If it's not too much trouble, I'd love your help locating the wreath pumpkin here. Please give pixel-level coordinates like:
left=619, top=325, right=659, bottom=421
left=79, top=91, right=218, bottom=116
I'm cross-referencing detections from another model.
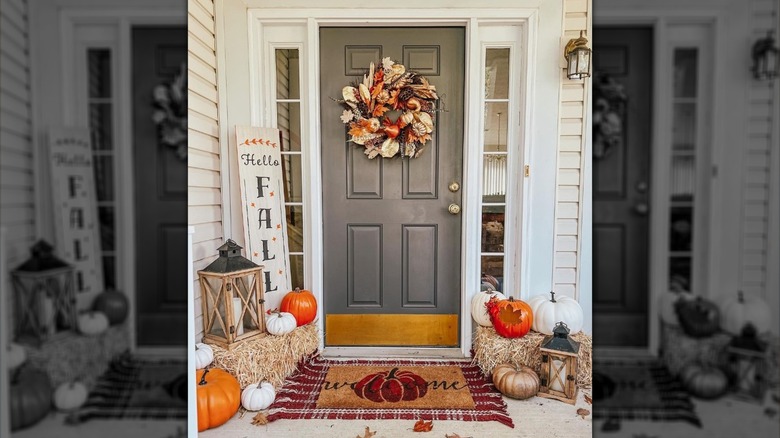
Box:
left=338, top=57, right=439, bottom=159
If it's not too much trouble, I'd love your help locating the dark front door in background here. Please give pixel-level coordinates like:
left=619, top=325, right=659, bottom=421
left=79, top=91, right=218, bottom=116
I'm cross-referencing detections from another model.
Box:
left=320, top=27, right=465, bottom=347
left=132, top=27, right=187, bottom=347
left=593, top=27, right=653, bottom=347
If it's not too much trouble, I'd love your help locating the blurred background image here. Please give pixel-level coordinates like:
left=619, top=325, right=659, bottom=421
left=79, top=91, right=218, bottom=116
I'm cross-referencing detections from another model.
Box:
left=0, top=0, right=187, bottom=436
left=592, top=0, right=780, bottom=436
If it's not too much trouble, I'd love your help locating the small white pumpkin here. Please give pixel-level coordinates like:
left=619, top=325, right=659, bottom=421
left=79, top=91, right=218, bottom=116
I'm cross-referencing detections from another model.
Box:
left=77, top=311, right=109, bottom=336
left=719, top=290, right=772, bottom=335
left=7, top=343, right=27, bottom=370
left=266, top=311, right=297, bottom=336
left=195, top=342, right=214, bottom=369
left=658, top=289, right=695, bottom=326
left=471, top=288, right=506, bottom=327
left=53, top=381, right=88, bottom=411
left=241, top=381, right=275, bottom=411
left=528, top=291, right=584, bottom=335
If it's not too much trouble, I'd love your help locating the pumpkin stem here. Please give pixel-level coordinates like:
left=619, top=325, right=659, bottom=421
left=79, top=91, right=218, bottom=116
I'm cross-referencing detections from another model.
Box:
left=199, top=369, right=209, bottom=386
left=550, top=291, right=556, bottom=302
left=508, top=297, right=515, bottom=302
left=294, top=287, right=301, bottom=293
left=387, top=367, right=399, bottom=379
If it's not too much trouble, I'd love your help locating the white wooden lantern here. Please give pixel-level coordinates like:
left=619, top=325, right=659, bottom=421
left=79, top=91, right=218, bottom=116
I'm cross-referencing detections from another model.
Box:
left=538, top=321, right=580, bottom=405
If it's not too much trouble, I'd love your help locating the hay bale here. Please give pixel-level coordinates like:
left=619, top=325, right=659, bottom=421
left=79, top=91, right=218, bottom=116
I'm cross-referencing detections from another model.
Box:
left=472, top=326, right=592, bottom=388
left=25, top=324, right=130, bottom=390
left=209, top=323, right=320, bottom=389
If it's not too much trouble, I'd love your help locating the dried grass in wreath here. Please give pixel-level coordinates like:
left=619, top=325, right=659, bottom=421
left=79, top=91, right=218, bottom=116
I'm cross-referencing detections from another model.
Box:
left=209, top=323, right=320, bottom=389
left=472, top=326, right=592, bottom=388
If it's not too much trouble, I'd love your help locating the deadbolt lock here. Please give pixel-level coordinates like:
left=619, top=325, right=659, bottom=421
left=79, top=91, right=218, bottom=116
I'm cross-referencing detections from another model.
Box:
left=448, top=181, right=460, bottom=192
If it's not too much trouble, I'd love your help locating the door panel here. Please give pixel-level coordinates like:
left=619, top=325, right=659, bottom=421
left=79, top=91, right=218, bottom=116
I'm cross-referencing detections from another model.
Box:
left=320, top=27, right=465, bottom=347
left=593, top=27, right=652, bottom=347
left=132, top=27, right=187, bottom=347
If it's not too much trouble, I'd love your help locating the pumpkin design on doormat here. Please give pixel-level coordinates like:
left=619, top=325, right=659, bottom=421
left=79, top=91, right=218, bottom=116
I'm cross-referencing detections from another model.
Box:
left=336, top=58, right=439, bottom=159
left=353, top=367, right=428, bottom=403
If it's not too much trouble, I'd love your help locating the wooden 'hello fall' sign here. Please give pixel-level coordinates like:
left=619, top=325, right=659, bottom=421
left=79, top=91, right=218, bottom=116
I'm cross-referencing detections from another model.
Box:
left=235, top=126, right=291, bottom=304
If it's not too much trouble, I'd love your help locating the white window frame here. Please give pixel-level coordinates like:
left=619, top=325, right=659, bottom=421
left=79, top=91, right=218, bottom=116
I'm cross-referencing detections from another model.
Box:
left=217, top=4, right=564, bottom=358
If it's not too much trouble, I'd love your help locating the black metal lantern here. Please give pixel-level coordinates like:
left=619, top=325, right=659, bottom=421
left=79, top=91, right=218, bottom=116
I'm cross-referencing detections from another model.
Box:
left=752, top=31, right=779, bottom=80
left=198, top=239, right=266, bottom=349
left=565, top=31, right=592, bottom=80
left=538, top=321, right=580, bottom=404
left=724, top=324, right=768, bottom=402
left=11, top=240, right=77, bottom=345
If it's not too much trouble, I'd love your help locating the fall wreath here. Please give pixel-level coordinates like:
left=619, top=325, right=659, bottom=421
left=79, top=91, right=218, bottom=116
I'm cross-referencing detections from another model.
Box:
left=338, top=58, right=439, bottom=159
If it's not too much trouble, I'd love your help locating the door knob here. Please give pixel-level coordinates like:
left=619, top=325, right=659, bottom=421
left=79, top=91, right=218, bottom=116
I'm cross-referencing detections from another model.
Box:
left=448, top=203, right=461, bottom=215
left=634, top=203, right=649, bottom=215
left=448, top=181, right=460, bottom=192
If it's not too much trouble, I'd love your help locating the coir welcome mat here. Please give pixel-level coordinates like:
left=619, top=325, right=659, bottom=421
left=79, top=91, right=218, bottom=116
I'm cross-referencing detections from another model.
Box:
left=266, top=356, right=514, bottom=427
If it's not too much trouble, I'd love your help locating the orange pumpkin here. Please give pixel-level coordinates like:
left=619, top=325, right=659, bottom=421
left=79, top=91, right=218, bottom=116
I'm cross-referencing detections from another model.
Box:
left=196, top=368, right=240, bottom=432
left=280, top=287, right=317, bottom=326
left=486, top=296, right=533, bottom=338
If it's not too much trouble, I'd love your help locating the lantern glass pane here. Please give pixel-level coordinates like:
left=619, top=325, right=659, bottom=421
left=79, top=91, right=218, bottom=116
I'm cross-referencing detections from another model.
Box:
left=551, top=357, right=566, bottom=392
left=234, top=274, right=261, bottom=334
left=208, top=282, right=228, bottom=338
left=576, top=49, right=589, bottom=74
left=485, top=48, right=510, bottom=99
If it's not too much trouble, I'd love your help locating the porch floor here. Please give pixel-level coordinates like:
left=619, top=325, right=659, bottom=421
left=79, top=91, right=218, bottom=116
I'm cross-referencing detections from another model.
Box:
left=200, top=390, right=593, bottom=437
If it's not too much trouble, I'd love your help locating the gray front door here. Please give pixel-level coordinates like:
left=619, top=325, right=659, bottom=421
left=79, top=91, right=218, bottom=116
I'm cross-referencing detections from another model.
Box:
left=320, top=27, right=465, bottom=347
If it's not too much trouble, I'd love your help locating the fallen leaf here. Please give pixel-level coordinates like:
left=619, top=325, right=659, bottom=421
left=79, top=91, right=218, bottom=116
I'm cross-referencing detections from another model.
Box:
left=584, top=394, right=592, bottom=405
left=251, top=412, right=268, bottom=425
left=445, top=434, right=473, bottom=438
left=356, top=426, right=377, bottom=438
left=412, top=419, right=434, bottom=432
left=576, top=408, right=590, bottom=419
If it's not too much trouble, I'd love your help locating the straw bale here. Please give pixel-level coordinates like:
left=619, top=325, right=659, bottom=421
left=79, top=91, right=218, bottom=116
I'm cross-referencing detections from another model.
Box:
left=209, top=323, right=320, bottom=389
left=472, top=326, right=592, bottom=388
left=25, top=324, right=130, bottom=389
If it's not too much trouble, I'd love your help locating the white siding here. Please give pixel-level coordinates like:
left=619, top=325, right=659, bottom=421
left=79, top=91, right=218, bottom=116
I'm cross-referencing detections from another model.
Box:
left=740, top=0, right=777, bottom=301
left=552, top=0, right=591, bottom=301
left=0, top=0, right=34, bottom=334
left=188, top=0, right=222, bottom=342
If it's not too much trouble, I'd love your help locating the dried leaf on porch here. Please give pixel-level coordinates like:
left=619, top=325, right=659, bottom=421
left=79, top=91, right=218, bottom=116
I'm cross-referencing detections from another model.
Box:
left=584, top=394, right=593, bottom=405
left=251, top=412, right=269, bottom=425
left=356, top=426, right=377, bottom=438
left=576, top=408, right=590, bottom=419
left=445, top=433, right=472, bottom=438
left=412, top=419, right=434, bottom=432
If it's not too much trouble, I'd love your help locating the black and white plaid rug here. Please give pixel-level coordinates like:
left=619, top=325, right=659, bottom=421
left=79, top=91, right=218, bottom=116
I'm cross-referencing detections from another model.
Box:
left=65, top=352, right=187, bottom=424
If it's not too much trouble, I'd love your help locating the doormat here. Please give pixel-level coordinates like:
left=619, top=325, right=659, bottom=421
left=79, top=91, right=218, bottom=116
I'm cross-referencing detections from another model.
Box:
left=593, top=358, right=701, bottom=427
left=266, top=355, right=514, bottom=427
left=65, top=352, right=187, bottom=425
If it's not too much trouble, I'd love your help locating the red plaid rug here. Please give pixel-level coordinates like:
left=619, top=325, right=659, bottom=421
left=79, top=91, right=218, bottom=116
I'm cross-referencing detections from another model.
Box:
left=266, top=355, right=514, bottom=427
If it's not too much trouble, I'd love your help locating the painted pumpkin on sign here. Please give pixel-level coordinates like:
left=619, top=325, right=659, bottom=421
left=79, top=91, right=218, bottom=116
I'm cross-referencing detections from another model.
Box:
left=719, top=290, right=771, bottom=335
left=194, top=343, right=214, bottom=369
left=471, top=288, right=506, bottom=327
left=280, top=288, right=317, bottom=326
left=353, top=367, right=428, bottom=403
left=10, top=367, right=52, bottom=431
left=93, top=289, right=129, bottom=325
left=241, top=381, right=276, bottom=411
left=527, top=291, right=584, bottom=335
left=492, top=363, right=540, bottom=400
left=486, top=296, right=533, bottom=338
left=196, top=368, right=241, bottom=432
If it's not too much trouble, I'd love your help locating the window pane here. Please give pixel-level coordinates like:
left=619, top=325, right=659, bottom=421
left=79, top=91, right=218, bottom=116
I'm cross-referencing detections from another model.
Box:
left=280, top=154, right=303, bottom=203
left=289, top=254, right=304, bottom=290
left=88, top=49, right=111, bottom=98
left=672, top=103, right=696, bottom=151
left=482, top=154, right=506, bottom=203
left=483, top=102, right=508, bottom=152
left=277, top=102, right=302, bottom=151
left=670, top=155, right=695, bottom=200
left=276, top=49, right=300, bottom=100
left=670, top=257, right=692, bottom=291
left=481, top=256, right=504, bottom=292
left=673, top=48, right=698, bottom=98
left=485, top=48, right=510, bottom=99
left=670, top=206, right=693, bottom=252
left=89, top=103, right=113, bottom=150
left=482, top=206, right=505, bottom=253
left=93, top=156, right=114, bottom=201
left=286, top=205, right=304, bottom=253
left=102, top=256, right=116, bottom=289
left=98, top=206, right=115, bottom=251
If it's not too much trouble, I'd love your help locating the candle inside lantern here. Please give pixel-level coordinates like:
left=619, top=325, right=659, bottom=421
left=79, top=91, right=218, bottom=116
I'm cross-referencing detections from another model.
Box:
left=232, top=297, right=244, bottom=336
left=551, top=357, right=566, bottom=392
left=40, top=295, right=55, bottom=335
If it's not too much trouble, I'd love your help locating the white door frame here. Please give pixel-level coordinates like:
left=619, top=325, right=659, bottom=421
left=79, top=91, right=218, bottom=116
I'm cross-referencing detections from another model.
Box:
left=220, top=4, right=565, bottom=357
left=30, top=2, right=186, bottom=354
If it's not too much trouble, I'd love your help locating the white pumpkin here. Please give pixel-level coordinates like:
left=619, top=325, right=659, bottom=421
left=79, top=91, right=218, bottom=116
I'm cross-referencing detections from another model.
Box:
left=528, top=291, right=583, bottom=335
left=7, top=343, right=26, bottom=370
left=720, top=291, right=772, bottom=335
left=241, top=381, right=276, bottom=411
left=266, top=311, right=296, bottom=336
left=471, top=288, right=506, bottom=327
left=78, top=311, right=109, bottom=336
left=53, top=381, right=88, bottom=411
left=194, top=342, right=214, bottom=369
left=658, top=290, right=695, bottom=326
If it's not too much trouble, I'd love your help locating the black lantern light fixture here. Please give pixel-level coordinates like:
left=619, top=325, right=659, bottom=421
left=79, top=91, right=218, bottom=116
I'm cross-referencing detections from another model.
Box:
left=538, top=321, right=580, bottom=404
left=198, top=239, right=266, bottom=349
left=564, top=31, right=592, bottom=80
left=11, top=240, right=77, bottom=345
left=752, top=31, right=779, bottom=80
left=724, top=323, right=769, bottom=402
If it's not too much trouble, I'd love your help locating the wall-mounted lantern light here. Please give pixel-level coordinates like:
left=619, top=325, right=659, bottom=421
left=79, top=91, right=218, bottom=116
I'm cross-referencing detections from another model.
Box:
left=564, top=31, right=592, bottom=80
left=752, top=31, right=779, bottom=80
